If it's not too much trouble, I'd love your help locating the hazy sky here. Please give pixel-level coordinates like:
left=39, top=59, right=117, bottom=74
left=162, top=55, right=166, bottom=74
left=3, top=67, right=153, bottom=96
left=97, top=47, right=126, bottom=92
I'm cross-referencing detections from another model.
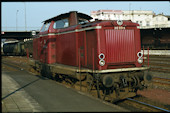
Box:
left=1, top=1, right=170, bottom=31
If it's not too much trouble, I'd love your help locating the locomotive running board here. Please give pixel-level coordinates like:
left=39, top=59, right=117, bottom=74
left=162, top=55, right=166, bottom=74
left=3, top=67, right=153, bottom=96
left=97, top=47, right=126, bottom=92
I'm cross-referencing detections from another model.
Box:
left=49, top=63, right=149, bottom=74
left=77, top=67, right=150, bottom=73
left=29, top=59, right=149, bottom=75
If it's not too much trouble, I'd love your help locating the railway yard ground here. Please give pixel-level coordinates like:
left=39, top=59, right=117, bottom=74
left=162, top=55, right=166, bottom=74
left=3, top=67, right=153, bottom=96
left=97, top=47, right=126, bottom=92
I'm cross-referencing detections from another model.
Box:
left=1, top=55, right=170, bottom=112
left=1, top=56, right=128, bottom=112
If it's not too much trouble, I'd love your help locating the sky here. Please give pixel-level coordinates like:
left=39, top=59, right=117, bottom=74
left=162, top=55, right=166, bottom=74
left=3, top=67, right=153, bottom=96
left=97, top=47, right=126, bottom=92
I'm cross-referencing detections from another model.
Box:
left=1, top=1, right=170, bottom=31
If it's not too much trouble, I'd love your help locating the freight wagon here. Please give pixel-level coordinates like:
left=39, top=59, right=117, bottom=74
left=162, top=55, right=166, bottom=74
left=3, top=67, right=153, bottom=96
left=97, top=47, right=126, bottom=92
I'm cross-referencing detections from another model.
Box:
left=3, top=41, right=26, bottom=56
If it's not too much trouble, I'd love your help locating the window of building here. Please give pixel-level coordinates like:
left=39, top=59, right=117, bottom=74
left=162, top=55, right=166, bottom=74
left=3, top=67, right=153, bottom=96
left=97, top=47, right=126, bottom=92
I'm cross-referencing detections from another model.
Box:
left=53, top=18, right=69, bottom=29
left=139, top=21, right=142, bottom=26
left=162, top=17, right=164, bottom=21
left=146, top=21, right=150, bottom=26
left=156, top=17, right=158, bottom=21
left=102, top=12, right=104, bottom=16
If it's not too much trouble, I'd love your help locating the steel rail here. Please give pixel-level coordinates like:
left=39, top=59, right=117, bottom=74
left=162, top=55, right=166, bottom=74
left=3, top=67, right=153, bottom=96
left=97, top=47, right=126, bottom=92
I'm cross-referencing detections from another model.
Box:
left=126, top=98, right=170, bottom=112
left=2, top=60, right=27, bottom=71
left=2, top=61, right=24, bottom=71
left=153, top=77, right=170, bottom=85
left=154, top=77, right=170, bottom=80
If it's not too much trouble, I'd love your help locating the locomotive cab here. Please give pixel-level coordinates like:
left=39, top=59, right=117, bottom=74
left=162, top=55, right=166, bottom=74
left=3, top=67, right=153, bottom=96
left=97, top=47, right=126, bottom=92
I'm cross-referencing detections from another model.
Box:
left=33, top=11, right=93, bottom=64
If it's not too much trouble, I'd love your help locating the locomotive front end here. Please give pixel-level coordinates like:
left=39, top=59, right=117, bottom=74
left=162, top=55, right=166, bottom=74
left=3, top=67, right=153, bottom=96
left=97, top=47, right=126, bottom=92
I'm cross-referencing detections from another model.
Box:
left=90, top=20, right=152, bottom=101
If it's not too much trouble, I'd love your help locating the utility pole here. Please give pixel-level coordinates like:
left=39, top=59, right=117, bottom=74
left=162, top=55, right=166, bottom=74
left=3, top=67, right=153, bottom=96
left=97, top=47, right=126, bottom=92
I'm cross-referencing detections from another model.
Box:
left=129, top=3, right=131, bottom=20
left=24, top=2, right=27, bottom=31
left=16, top=10, right=19, bottom=31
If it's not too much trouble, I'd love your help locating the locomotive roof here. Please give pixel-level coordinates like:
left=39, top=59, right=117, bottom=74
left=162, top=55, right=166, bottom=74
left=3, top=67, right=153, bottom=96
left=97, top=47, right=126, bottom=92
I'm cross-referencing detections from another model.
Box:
left=43, top=11, right=93, bottom=23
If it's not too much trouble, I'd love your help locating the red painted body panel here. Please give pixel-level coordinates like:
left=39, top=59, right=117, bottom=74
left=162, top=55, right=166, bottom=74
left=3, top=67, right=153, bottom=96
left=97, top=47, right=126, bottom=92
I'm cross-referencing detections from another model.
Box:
left=39, top=36, right=48, bottom=63
left=47, top=36, right=56, bottom=64
left=86, top=30, right=97, bottom=69
left=105, top=29, right=136, bottom=63
left=134, top=28, right=142, bottom=67
left=33, top=18, right=142, bottom=70
left=56, top=33, right=77, bottom=66
left=76, top=31, right=86, bottom=67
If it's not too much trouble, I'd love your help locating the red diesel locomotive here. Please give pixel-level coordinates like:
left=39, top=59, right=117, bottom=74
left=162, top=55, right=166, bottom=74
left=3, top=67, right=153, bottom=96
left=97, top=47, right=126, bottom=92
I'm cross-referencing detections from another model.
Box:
left=29, top=11, right=152, bottom=102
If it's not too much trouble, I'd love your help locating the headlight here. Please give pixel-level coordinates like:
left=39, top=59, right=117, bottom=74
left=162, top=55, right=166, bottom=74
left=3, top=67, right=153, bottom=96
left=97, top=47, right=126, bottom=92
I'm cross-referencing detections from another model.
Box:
left=137, top=52, right=143, bottom=58
left=138, top=57, right=143, bottom=64
left=99, top=59, right=105, bottom=66
left=99, top=53, right=105, bottom=60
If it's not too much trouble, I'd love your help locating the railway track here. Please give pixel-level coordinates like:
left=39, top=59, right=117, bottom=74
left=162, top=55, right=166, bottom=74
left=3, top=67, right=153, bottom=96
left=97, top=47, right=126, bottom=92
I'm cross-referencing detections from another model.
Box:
left=2, top=56, right=170, bottom=112
left=3, top=56, right=169, bottom=88
left=60, top=80, right=170, bottom=112
left=152, top=77, right=170, bottom=86
left=143, top=55, right=170, bottom=89
left=125, top=97, right=170, bottom=112
left=144, top=55, right=170, bottom=73
left=114, top=95, right=170, bottom=112
left=59, top=73, right=170, bottom=111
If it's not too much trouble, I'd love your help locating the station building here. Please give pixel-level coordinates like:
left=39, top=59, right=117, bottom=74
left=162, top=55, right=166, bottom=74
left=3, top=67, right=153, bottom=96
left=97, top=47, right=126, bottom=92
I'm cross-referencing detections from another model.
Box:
left=90, top=10, right=170, bottom=28
left=90, top=10, right=170, bottom=51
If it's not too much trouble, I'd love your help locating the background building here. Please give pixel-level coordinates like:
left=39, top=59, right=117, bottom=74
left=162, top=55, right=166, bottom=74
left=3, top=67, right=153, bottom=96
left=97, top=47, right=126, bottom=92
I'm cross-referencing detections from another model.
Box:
left=90, top=10, right=170, bottom=28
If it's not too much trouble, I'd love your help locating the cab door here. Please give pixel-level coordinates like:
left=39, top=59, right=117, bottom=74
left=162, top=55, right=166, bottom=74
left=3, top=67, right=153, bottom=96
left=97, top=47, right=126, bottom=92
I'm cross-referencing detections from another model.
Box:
left=86, top=30, right=97, bottom=69
left=77, top=31, right=85, bottom=67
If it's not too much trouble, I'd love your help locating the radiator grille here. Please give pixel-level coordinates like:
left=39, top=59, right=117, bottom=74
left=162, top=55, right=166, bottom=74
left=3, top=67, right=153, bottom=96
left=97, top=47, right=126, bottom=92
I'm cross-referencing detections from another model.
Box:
left=105, top=29, right=136, bottom=63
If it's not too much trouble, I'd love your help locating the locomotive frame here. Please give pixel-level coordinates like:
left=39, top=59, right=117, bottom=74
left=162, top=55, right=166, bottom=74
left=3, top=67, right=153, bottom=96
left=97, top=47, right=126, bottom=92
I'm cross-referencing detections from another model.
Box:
left=29, top=11, right=152, bottom=102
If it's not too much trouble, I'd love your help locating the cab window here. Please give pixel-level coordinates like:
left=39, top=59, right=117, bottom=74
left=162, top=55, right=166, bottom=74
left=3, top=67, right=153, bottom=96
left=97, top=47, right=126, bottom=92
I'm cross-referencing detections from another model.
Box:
left=53, top=18, right=69, bottom=29
left=78, top=18, right=89, bottom=24
left=40, top=22, right=51, bottom=32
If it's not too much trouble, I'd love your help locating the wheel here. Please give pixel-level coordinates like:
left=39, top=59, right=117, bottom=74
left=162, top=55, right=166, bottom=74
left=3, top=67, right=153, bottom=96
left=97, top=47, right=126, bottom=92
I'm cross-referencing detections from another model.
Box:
left=55, top=74, right=63, bottom=82
left=40, top=68, right=46, bottom=77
